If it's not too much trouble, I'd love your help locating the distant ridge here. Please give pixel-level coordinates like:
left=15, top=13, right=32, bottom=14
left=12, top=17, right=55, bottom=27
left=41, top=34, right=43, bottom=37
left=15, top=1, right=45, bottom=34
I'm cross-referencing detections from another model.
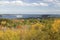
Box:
left=0, top=14, right=60, bottom=19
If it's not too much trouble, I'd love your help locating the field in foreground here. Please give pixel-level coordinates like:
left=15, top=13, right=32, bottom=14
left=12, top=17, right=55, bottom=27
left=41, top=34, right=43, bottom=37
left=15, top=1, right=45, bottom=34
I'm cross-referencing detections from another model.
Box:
left=0, top=18, right=60, bottom=40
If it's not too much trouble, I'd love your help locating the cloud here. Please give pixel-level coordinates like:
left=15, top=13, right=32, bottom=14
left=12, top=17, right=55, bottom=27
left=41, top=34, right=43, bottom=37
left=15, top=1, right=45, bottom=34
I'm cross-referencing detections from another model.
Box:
left=0, top=1, right=49, bottom=6
left=10, top=1, right=24, bottom=6
left=40, top=3, right=48, bottom=6
left=0, top=0, right=60, bottom=7
left=0, top=1, right=9, bottom=5
left=41, top=0, right=60, bottom=7
left=43, top=0, right=54, bottom=2
left=54, top=0, right=60, bottom=2
left=50, top=0, right=60, bottom=7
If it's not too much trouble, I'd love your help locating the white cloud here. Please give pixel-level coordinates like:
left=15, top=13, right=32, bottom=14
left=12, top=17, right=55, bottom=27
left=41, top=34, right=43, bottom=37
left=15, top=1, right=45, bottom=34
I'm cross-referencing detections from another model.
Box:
left=43, top=0, right=60, bottom=7
left=0, top=1, right=49, bottom=6
left=40, top=3, right=48, bottom=6
left=0, top=1, right=9, bottom=5
left=50, top=0, right=60, bottom=7
left=54, top=2, right=60, bottom=7
left=31, top=3, right=40, bottom=6
left=44, top=0, right=54, bottom=2
left=54, top=0, right=60, bottom=2
left=0, top=0, right=60, bottom=7
left=10, top=1, right=24, bottom=6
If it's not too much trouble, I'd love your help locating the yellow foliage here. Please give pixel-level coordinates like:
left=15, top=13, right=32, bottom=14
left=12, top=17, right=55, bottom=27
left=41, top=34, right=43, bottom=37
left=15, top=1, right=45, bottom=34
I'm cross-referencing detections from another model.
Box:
left=0, top=31, right=3, bottom=37
left=1, top=21, right=6, bottom=25
left=31, top=23, right=44, bottom=30
left=0, top=29, right=21, bottom=40
left=52, top=19, right=60, bottom=32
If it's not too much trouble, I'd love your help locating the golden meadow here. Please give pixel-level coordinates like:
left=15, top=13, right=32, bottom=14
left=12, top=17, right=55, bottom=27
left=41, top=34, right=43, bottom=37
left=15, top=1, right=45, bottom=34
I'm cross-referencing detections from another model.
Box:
left=0, top=18, right=60, bottom=40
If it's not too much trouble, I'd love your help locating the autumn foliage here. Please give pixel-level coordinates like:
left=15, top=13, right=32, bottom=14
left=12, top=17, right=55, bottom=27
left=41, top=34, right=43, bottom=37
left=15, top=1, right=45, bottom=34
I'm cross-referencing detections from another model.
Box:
left=0, top=18, right=60, bottom=40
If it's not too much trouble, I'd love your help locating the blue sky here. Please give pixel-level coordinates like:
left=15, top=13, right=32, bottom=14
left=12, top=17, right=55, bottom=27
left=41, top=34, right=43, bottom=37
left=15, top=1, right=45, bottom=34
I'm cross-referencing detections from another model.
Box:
left=0, top=0, right=60, bottom=14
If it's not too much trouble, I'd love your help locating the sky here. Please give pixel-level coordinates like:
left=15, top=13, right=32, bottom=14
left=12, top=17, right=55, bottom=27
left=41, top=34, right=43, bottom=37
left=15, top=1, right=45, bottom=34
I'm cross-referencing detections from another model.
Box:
left=0, top=0, right=60, bottom=14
